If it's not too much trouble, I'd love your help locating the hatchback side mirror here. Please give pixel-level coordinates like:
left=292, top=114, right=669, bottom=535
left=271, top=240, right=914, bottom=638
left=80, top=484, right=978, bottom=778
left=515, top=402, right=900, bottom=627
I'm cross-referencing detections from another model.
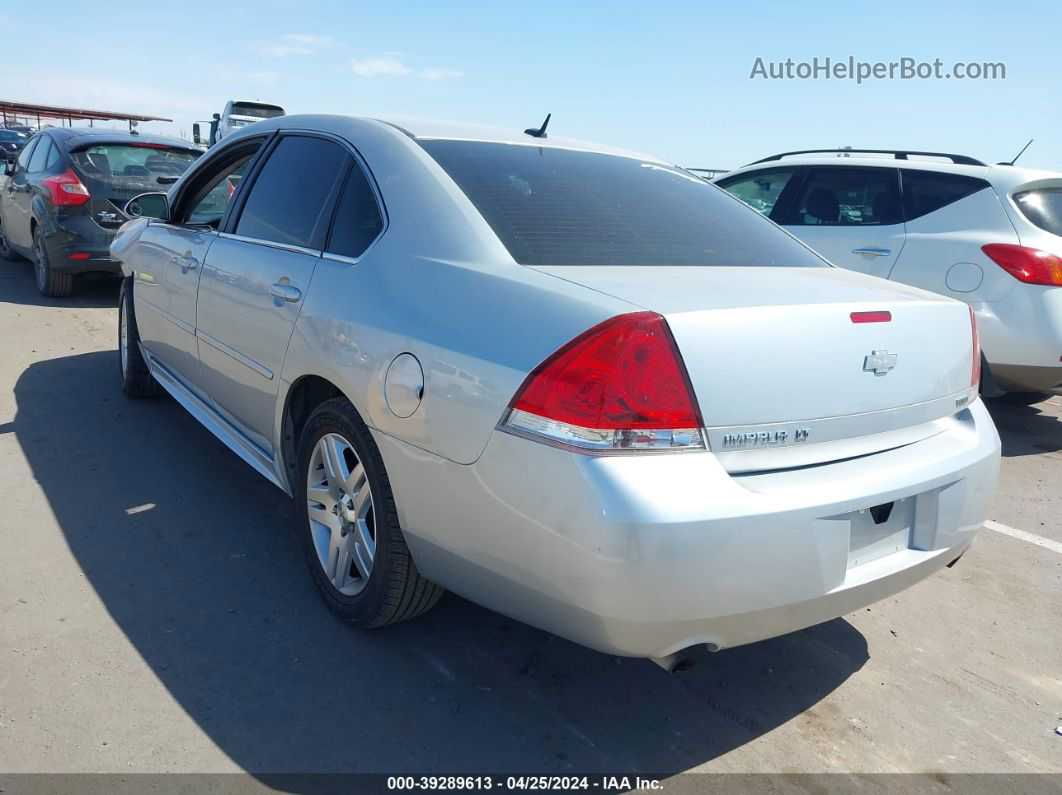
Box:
left=4, top=159, right=15, bottom=177
left=125, top=192, right=170, bottom=221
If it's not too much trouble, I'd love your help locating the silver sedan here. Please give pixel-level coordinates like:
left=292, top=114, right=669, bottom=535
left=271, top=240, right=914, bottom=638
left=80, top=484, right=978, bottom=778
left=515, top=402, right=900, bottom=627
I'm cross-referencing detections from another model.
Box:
left=111, top=115, right=1000, bottom=668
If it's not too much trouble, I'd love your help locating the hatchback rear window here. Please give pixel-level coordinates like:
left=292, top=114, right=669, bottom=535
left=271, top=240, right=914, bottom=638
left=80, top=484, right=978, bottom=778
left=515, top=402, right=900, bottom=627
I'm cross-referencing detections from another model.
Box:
left=71, top=144, right=200, bottom=189
left=1014, top=188, right=1062, bottom=237
left=419, top=140, right=825, bottom=267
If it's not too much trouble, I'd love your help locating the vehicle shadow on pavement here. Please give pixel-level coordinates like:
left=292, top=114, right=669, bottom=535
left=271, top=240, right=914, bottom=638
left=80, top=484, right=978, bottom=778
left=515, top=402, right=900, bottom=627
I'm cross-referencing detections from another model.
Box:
left=13, top=351, right=869, bottom=775
left=985, top=398, right=1062, bottom=457
left=0, top=267, right=120, bottom=309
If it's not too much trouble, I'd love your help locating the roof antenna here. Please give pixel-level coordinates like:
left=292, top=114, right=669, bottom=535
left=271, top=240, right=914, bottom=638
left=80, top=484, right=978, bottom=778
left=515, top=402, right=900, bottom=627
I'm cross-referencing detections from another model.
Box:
left=1000, top=139, right=1033, bottom=166
left=524, top=113, right=551, bottom=139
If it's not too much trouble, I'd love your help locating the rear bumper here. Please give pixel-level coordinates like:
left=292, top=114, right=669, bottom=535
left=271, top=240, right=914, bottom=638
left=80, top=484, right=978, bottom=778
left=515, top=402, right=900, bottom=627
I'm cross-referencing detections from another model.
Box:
left=43, top=218, right=122, bottom=275
left=380, top=399, right=1001, bottom=659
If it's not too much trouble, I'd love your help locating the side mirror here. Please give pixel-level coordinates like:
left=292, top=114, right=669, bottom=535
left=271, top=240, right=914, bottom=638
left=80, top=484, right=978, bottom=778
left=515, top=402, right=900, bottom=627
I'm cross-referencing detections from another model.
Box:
left=212, top=113, right=221, bottom=120
left=4, top=159, right=15, bottom=177
left=125, top=192, right=170, bottom=221
left=192, top=123, right=202, bottom=145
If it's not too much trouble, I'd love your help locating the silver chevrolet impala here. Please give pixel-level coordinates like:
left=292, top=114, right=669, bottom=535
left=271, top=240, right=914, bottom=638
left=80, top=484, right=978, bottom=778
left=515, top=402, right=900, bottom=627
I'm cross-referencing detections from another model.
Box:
left=111, top=115, right=1000, bottom=668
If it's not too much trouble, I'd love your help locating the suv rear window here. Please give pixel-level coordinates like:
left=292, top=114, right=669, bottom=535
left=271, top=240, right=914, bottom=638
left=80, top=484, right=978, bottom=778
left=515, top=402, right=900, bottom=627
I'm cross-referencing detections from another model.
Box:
left=419, top=140, right=824, bottom=267
left=232, top=103, right=284, bottom=119
left=71, top=144, right=200, bottom=189
left=1014, top=188, right=1062, bottom=237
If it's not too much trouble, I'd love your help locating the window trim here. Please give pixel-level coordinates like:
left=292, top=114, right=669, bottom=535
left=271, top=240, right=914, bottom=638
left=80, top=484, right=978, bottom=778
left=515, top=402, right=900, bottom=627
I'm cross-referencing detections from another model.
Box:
left=776, top=165, right=903, bottom=227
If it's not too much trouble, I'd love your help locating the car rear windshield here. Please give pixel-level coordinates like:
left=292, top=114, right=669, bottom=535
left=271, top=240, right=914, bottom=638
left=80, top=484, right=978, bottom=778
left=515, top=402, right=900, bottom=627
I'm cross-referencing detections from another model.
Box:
left=71, top=144, right=200, bottom=188
left=1014, top=188, right=1062, bottom=237
left=232, top=103, right=284, bottom=119
left=419, top=140, right=824, bottom=267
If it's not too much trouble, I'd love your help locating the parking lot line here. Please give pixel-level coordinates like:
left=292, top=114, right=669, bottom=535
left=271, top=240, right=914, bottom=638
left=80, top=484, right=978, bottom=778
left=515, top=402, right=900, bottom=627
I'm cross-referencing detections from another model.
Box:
left=983, top=519, right=1062, bottom=555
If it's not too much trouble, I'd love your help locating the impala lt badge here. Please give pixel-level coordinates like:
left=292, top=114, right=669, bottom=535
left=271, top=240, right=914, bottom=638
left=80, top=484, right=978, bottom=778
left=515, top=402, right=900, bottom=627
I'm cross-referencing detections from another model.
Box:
left=863, top=350, right=898, bottom=375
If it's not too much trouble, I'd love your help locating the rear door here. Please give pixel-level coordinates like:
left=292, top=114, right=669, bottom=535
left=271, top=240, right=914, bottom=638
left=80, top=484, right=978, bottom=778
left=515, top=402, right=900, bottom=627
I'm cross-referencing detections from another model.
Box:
left=1, top=135, right=44, bottom=251
left=132, top=138, right=266, bottom=391
left=195, top=133, right=351, bottom=452
left=779, top=166, right=906, bottom=279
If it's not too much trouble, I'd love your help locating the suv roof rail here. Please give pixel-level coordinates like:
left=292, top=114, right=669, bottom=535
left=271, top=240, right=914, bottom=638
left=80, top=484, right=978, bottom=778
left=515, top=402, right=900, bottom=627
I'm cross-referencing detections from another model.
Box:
left=749, top=149, right=987, bottom=167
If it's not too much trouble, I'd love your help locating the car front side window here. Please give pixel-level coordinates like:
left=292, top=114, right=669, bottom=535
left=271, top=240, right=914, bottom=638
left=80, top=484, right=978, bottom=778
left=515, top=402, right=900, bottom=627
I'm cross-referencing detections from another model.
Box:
left=178, top=142, right=264, bottom=227
left=717, top=169, right=797, bottom=218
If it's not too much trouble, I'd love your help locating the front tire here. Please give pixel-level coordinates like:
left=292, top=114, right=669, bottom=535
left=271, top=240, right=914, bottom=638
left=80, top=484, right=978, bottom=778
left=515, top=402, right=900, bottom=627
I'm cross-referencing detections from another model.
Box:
left=33, top=227, right=74, bottom=297
left=118, top=276, right=161, bottom=397
left=294, top=397, right=443, bottom=627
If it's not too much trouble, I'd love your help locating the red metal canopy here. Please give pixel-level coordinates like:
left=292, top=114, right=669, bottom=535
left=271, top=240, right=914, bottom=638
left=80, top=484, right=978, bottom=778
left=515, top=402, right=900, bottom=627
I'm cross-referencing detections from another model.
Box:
left=0, top=100, right=172, bottom=129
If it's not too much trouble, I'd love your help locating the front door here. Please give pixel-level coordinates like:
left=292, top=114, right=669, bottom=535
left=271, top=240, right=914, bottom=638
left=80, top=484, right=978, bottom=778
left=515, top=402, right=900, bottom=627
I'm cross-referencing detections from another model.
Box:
left=195, top=134, right=351, bottom=453
left=780, top=166, right=906, bottom=280
left=133, top=142, right=265, bottom=391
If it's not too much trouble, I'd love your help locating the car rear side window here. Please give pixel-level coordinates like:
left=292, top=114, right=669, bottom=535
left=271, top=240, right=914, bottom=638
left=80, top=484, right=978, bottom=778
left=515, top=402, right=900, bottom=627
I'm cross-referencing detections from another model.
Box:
left=27, top=138, right=52, bottom=173
left=717, top=169, right=797, bottom=217
left=419, top=140, right=824, bottom=267
left=785, top=166, right=902, bottom=226
left=1014, top=188, right=1062, bottom=237
left=901, top=170, right=990, bottom=221
left=16, top=136, right=38, bottom=170
left=326, top=163, right=383, bottom=259
left=236, top=135, right=349, bottom=249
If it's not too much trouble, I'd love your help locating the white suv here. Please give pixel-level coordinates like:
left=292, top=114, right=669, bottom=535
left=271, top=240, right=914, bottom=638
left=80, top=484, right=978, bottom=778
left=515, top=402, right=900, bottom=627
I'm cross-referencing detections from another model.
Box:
left=716, top=149, right=1062, bottom=402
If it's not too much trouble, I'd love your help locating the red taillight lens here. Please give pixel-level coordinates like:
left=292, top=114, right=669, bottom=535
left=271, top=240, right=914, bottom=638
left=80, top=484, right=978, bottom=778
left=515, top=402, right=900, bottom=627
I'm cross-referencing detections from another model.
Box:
left=505, top=312, right=704, bottom=451
left=42, top=168, right=90, bottom=207
left=969, top=305, right=981, bottom=389
left=981, top=243, right=1062, bottom=286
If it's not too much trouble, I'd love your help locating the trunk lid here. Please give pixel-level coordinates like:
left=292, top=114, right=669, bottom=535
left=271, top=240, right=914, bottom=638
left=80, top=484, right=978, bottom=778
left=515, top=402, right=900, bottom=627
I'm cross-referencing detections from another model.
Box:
left=533, top=265, right=976, bottom=471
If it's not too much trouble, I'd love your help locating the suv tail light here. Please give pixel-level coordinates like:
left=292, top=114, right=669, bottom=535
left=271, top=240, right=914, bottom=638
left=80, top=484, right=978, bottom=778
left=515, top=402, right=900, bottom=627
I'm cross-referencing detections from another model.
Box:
left=42, top=168, right=90, bottom=207
left=969, top=306, right=981, bottom=389
left=502, top=312, right=705, bottom=452
left=981, top=243, right=1062, bottom=286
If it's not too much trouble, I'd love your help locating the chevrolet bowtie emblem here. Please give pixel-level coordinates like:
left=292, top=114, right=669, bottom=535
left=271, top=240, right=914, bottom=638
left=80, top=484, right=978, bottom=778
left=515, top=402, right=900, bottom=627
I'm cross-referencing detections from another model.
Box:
left=863, top=350, right=898, bottom=375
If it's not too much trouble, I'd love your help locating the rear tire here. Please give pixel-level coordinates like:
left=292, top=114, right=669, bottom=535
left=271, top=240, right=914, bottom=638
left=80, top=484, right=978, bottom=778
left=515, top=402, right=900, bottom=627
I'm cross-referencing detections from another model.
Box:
left=0, top=222, right=23, bottom=262
left=294, top=396, right=443, bottom=628
left=999, top=391, right=1052, bottom=407
left=33, top=227, right=74, bottom=297
left=118, top=276, right=162, bottom=398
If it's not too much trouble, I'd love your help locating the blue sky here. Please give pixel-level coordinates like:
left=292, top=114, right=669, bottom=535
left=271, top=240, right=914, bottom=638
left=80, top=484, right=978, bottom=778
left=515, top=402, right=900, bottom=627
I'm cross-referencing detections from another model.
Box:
left=4, top=0, right=1060, bottom=170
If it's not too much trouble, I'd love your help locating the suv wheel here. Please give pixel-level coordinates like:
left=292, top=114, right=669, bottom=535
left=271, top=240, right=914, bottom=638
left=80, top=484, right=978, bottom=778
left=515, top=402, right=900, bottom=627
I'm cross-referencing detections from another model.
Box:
left=0, top=222, right=23, bottom=262
left=33, top=228, right=74, bottom=297
left=118, top=276, right=162, bottom=397
left=294, top=397, right=443, bottom=627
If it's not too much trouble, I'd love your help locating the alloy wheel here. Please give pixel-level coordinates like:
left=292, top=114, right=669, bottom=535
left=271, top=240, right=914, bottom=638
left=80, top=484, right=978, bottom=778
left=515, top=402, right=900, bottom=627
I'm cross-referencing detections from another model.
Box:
left=306, top=433, right=376, bottom=596
left=33, top=234, right=46, bottom=291
left=119, top=300, right=129, bottom=378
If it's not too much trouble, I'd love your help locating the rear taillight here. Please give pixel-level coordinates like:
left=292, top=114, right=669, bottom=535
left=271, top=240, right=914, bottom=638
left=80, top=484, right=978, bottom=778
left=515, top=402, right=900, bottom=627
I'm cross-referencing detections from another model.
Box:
left=503, top=312, right=705, bottom=452
left=981, top=243, right=1062, bottom=286
left=42, top=168, right=90, bottom=207
left=969, top=306, right=981, bottom=389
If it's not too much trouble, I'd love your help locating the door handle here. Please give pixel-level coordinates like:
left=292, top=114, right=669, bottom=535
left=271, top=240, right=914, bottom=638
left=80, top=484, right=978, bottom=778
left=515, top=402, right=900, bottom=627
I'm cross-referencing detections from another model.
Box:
left=269, top=283, right=302, bottom=303
left=852, top=247, right=892, bottom=257
left=171, top=254, right=199, bottom=270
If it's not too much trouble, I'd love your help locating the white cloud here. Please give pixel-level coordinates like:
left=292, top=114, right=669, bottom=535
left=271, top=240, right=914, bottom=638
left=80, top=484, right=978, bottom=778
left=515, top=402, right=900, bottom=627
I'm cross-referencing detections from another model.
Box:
left=351, top=57, right=464, bottom=80
left=352, top=57, right=413, bottom=77
left=420, top=67, right=465, bottom=80
left=255, top=33, right=337, bottom=58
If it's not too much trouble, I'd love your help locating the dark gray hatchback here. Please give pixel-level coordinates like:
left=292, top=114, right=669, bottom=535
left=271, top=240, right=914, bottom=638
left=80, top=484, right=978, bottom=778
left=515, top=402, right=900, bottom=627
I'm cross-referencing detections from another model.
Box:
left=0, top=127, right=200, bottom=296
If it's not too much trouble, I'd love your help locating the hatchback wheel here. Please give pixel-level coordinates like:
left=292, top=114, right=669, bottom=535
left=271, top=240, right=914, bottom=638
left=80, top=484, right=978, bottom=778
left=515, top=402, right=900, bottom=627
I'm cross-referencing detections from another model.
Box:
left=33, top=228, right=74, bottom=297
left=295, top=397, right=443, bottom=626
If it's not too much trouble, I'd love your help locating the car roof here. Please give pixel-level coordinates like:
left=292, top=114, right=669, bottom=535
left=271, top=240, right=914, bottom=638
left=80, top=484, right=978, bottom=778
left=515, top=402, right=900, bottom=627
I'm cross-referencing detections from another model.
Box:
left=42, top=127, right=199, bottom=152
left=233, top=113, right=671, bottom=165
left=721, top=155, right=1062, bottom=191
